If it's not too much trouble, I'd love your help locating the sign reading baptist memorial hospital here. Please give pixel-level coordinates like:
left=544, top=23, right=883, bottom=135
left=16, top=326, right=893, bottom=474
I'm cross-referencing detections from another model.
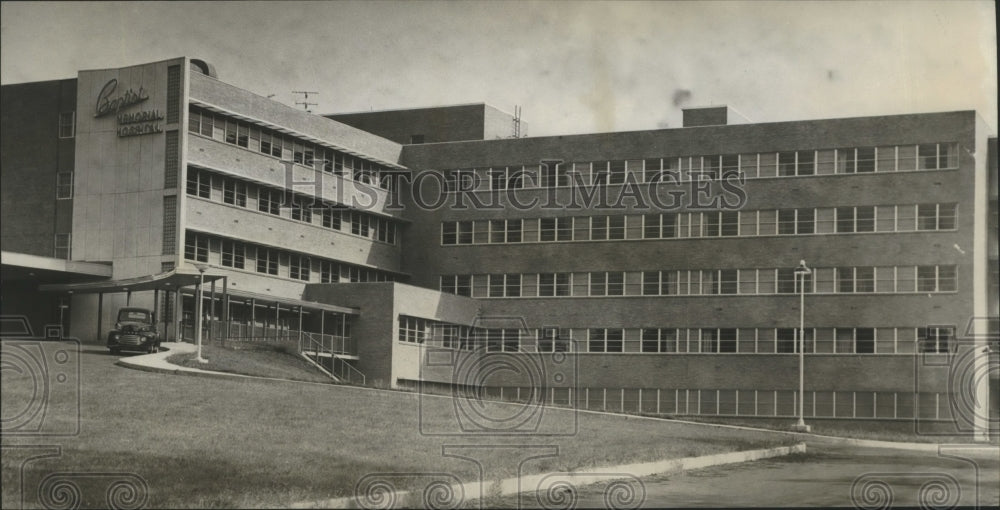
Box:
left=95, top=79, right=164, bottom=137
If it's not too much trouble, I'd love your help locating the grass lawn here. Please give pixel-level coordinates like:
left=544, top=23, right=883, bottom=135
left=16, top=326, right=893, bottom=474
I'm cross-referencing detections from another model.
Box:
left=168, top=343, right=336, bottom=384
left=1, top=342, right=796, bottom=508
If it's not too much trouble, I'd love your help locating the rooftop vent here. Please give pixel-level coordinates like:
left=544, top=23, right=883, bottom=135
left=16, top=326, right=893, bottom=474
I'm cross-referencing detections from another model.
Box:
left=682, top=106, right=730, bottom=127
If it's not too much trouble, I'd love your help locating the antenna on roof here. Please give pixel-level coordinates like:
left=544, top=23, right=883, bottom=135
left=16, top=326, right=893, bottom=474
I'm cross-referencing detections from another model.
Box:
left=292, top=91, right=319, bottom=113
left=512, top=105, right=522, bottom=138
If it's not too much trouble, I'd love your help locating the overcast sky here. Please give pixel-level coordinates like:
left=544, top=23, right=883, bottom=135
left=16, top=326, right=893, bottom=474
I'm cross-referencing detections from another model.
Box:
left=2, top=1, right=995, bottom=137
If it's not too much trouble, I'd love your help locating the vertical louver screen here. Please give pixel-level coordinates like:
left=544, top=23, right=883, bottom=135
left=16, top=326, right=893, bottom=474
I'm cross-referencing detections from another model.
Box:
left=166, top=65, right=180, bottom=124
left=162, top=195, right=176, bottom=255
left=164, top=131, right=178, bottom=188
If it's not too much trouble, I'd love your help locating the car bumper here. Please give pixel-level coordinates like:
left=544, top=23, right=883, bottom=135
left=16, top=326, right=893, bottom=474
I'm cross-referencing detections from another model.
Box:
left=108, top=335, right=157, bottom=352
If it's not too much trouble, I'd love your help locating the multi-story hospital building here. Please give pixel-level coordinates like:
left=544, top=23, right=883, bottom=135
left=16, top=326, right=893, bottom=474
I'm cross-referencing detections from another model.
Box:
left=2, top=57, right=996, bottom=436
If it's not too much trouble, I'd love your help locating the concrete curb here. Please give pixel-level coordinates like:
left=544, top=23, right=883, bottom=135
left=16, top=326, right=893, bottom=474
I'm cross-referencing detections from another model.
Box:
left=290, top=443, right=807, bottom=509
left=119, top=342, right=999, bottom=459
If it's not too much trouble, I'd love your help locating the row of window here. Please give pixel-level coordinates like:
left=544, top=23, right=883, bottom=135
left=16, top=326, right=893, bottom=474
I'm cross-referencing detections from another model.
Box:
left=440, top=142, right=960, bottom=191
left=467, top=386, right=951, bottom=421
left=403, top=323, right=953, bottom=355
left=188, top=106, right=395, bottom=190
left=184, top=231, right=395, bottom=283
left=439, top=265, right=958, bottom=298
left=186, top=167, right=397, bottom=244
left=440, top=203, right=957, bottom=245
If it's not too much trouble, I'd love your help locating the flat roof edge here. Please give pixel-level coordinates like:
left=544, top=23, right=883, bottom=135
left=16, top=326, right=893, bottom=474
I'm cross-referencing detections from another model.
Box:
left=1, top=251, right=112, bottom=277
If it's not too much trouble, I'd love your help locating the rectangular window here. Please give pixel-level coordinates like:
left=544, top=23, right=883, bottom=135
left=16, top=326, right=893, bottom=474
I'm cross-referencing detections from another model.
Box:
left=591, top=216, right=608, bottom=240
left=323, top=207, right=343, bottom=230
left=58, top=111, right=75, bottom=138
left=837, top=267, right=855, bottom=293
left=506, top=219, right=522, bottom=243
left=777, top=268, right=797, bottom=294
left=856, top=267, right=875, bottom=292
left=641, top=329, right=660, bottom=352
left=642, top=271, right=659, bottom=296
left=606, top=272, right=625, bottom=296
left=223, top=179, right=247, bottom=207
left=351, top=212, right=371, bottom=237
left=441, top=276, right=456, bottom=294
left=643, top=214, right=660, bottom=239
left=200, top=112, right=214, bottom=137
left=607, top=216, right=625, bottom=240
left=237, top=124, right=249, bottom=148
left=720, top=211, right=740, bottom=236
left=259, top=131, right=273, bottom=156
left=921, top=326, right=954, bottom=353
left=54, top=233, right=71, bottom=260
left=643, top=158, right=662, bottom=183
left=857, top=147, right=876, bottom=173
left=719, top=269, right=738, bottom=295
left=917, top=204, right=938, bottom=231
left=257, top=188, right=282, bottom=215
left=221, top=240, right=245, bottom=269
left=184, top=233, right=208, bottom=263
left=938, top=203, right=957, bottom=230
left=442, top=222, right=457, bottom=245
left=505, top=274, right=521, bottom=297
left=661, top=213, right=677, bottom=238
left=291, top=198, right=313, bottom=223
left=797, top=151, right=815, bottom=175
left=490, top=220, right=506, bottom=243
left=704, top=212, right=720, bottom=237
left=289, top=254, right=310, bottom=281
left=589, top=273, right=606, bottom=296
left=256, top=247, right=279, bottom=275
left=56, top=171, right=74, bottom=199
left=399, top=316, right=428, bottom=344
left=938, top=266, right=956, bottom=291
left=918, top=143, right=939, bottom=170
left=608, top=160, right=626, bottom=185
left=856, top=206, right=875, bottom=232
left=917, top=266, right=937, bottom=292
left=488, top=274, right=505, bottom=298
left=719, top=328, right=737, bottom=352
left=876, top=146, right=896, bottom=172
left=837, top=148, right=856, bottom=174
left=778, top=209, right=796, bottom=235
left=321, top=261, right=340, bottom=283
left=538, top=218, right=569, bottom=242
left=796, top=209, right=814, bottom=234
left=776, top=328, right=797, bottom=353
left=778, top=152, right=797, bottom=176
left=856, top=328, right=875, bottom=353
left=836, top=207, right=855, bottom=233
left=186, top=168, right=211, bottom=198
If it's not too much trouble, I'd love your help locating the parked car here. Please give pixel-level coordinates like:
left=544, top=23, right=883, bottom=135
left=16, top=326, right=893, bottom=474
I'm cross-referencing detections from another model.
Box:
left=107, top=307, right=160, bottom=354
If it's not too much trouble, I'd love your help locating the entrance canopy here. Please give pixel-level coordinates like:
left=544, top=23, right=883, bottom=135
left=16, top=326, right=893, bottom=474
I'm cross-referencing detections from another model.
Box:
left=38, top=265, right=226, bottom=294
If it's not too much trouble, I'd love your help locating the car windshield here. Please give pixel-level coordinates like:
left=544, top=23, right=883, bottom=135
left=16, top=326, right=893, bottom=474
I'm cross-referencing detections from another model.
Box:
left=119, top=310, right=150, bottom=322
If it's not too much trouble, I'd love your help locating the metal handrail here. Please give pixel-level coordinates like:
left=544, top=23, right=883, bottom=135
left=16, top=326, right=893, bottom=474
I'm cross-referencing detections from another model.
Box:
left=298, top=329, right=366, bottom=385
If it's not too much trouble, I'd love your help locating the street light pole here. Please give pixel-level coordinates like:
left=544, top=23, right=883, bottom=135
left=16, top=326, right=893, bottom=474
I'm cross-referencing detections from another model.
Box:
left=195, top=265, right=208, bottom=363
left=793, top=260, right=812, bottom=433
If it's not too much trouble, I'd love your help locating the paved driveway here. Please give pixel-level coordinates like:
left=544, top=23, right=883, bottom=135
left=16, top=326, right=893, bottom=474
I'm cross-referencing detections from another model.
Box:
left=523, top=442, right=999, bottom=508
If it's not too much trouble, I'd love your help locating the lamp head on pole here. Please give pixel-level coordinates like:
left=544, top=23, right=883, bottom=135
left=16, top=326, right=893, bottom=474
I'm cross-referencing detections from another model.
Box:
left=794, top=259, right=811, bottom=275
